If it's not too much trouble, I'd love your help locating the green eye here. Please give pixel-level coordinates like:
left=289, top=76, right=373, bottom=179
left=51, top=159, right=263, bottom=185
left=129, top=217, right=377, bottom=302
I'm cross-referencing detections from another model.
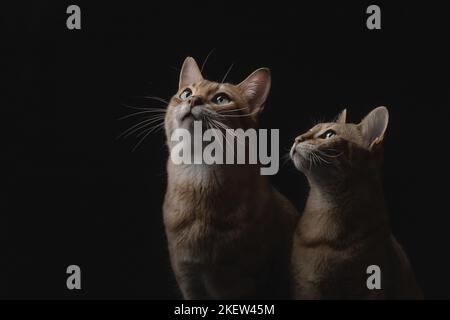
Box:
left=212, top=93, right=231, bottom=105
left=180, top=88, right=192, bottom=100
left=320, top=129, right=336, bottom=139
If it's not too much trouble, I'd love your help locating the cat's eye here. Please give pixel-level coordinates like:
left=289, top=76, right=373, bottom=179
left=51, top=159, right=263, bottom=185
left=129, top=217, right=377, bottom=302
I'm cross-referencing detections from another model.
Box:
left=320, top=129, right=336, bottom=139
left=212, top=93, right=231, bottom=105
left=179, top=88, right=192, bottom=100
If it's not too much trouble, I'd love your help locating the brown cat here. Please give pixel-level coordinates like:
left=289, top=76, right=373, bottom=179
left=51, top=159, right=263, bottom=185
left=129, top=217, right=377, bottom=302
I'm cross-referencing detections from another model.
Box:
left=163, top=57, right=298, bottom=299
left=290, top=107, right=422, bottom=299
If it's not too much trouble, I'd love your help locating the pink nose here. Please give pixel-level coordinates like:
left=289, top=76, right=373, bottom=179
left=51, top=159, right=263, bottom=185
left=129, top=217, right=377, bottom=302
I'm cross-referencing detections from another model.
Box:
left=294, top=136, right=305, bottom=144
left=188, top=96, right=203, bottom=108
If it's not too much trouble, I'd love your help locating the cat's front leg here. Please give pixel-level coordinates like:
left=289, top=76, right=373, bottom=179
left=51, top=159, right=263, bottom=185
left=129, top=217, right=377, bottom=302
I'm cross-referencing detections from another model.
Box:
left=172, top=259, right=209, bottom=299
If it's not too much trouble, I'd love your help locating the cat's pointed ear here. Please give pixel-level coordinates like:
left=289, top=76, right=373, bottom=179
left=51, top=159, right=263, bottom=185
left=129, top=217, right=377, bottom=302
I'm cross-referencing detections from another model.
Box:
left=335, top=109, right=347, bottom=124
left=179, top=57, right=203, bottom=89
left=238, top=68, right=271, bottom=114
left=359, top=106, right=389, bottom=149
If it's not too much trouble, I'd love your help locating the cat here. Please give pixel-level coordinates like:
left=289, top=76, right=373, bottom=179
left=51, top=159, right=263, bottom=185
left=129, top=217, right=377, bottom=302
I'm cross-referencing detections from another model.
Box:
left=289, top=107, right=423, bottom=299
left=163, top=57, right=299, bottom=299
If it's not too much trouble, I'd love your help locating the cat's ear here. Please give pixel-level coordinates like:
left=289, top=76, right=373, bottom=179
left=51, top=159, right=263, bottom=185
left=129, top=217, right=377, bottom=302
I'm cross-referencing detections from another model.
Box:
left=179, top=57, right=203, bottom=89
left=335, top=109, right=347, bottom=124
left=238, top=68, right=271, bottom=114
left=359, top=106, right=389, bottom=149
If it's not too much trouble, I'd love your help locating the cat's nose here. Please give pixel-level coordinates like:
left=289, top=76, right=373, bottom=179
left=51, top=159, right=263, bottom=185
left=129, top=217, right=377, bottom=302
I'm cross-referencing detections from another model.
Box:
left=188, top=96, right=204, bottom=108
left=294, top=136, right=305, bottom=144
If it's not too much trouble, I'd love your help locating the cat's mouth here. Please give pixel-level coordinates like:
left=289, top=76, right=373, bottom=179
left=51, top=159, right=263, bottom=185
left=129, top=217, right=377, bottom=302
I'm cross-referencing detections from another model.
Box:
left=179, top=105, right=204, bottom=122
left=291, top=142, right=309, bottom=159
left=180, top=112, right=194, bottom=122
left=290, top=142, right=316, bottom=170
left=290, top=143, right=304, bottom=169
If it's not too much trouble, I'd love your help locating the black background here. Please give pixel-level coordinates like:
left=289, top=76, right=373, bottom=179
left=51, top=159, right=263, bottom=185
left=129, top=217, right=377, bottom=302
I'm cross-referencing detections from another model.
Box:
left=3, top=1, right=450, bottom=299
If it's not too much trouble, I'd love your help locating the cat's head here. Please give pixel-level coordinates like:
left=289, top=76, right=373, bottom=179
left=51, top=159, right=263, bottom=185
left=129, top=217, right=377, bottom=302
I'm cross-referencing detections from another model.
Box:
left=290, top=107, right=389, bottom=182
left=165, top=57, right=271, bottom=139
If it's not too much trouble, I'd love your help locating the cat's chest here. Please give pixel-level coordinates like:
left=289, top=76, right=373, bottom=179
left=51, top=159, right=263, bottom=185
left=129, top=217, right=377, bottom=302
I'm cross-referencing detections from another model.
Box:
left=163, top=184, right=251, bottom=233
left=294, top=245, right=357, bottom=297
left=294, top=240, right=389, bottom=298
left=296, top=243, right=353, bottom=275
left=165, top=202, right=245, bottom=245
left=170, top=218, right=251, bottom=269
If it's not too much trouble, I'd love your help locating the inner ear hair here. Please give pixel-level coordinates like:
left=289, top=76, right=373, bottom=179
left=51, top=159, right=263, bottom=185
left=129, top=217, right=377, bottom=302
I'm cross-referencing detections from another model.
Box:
left=359, top=106, right=389, bottom=149
left=335, top=109, right=347, bottom=124
left=237, top=68, right=271, bottom=114
left=179, top=57, right=203, bottom=89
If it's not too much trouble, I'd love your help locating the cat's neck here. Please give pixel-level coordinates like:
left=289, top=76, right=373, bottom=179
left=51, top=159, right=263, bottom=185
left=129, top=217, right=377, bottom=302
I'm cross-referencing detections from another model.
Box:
left=299, top=172, right=390, bottom=246
left=166, top=161, right=269, bottom=206
left=168, top=161, right=264, bottom=187
left=164, top=162, right=270, bottom=232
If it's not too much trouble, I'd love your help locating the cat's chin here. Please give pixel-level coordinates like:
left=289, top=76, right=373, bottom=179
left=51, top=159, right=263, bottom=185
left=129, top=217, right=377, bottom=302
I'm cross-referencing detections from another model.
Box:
left=290, top=147, right=307, bottom=172
left=174, top=115, right=195, bottom=130
left=291, top=155, right=305, bottom=172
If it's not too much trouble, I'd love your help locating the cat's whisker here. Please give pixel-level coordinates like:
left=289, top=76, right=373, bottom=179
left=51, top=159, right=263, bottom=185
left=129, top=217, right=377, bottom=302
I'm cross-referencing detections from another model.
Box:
left=124, top=118, right=165, bottom=139
left=118, top=115, right=166, bottom=139
left=117, top=118, right=157, bottom=139
left=316, top=149, right=343, bottom=159
left=132, top=122, right=165, bottom=152
left=211, top=119, right=239, bottom=146
left=310, top=152, right=318, bottom=166
left=118, top=108, right=167, bottom=120
left=221, top=63, right=234, bottom=84
left=320, top=147, right=340, bottom=154
left=210, top=119, right=234, bottom=151
left=208, top=119, right=231, bottom=151
left=198, top=107, right=223, bottom=122
left=217, top=107, right=249, bottom=114
left=314, top=152, right=324, bottom=166
left=201, top=48, right=215, bottom=72
left=311, top=152, right=322, bottom=166
left=142, top=96, right=169, bottom=104
left=206, top=119, right=226, bottom=152
left=281, top=152, right=292, bottom=168
left=308, top=153, right=313, bottom=171
left=323, top=152, right=343, bottom=159
left=282, top=151, right=292, bottom=160
left=135, top=121, right=165, bottom=138
left=215, top=108, right=259, bottom=118
left=210, top=118, right=231, bottom=131
left=314, top=151, right=332, bottom=165
left=121, top=104, right=161, bottom=111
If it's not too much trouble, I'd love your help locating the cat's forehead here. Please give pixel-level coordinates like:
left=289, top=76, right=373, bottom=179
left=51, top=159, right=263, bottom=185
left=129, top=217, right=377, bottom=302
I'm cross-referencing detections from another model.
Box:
left=311, top=122, right=358, bottom=132
left=310, top=122, right=362, bottom=142
left=191, top=80, right=236, bottom=93
left=310, top=122, right=336, bottom=132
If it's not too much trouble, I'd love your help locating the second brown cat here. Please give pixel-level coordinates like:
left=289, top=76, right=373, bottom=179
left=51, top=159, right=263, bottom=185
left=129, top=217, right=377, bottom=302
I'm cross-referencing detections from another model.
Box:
left=290, top=107, right=422, bottom=299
